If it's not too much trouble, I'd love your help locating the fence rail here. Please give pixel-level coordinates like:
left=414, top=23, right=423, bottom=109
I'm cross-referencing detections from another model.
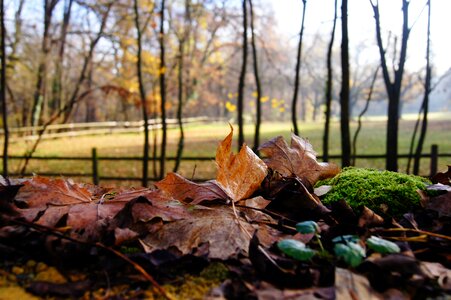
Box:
left=4, top=144, right=449, bottom=185
left=1, top=116, right=211, bottom=142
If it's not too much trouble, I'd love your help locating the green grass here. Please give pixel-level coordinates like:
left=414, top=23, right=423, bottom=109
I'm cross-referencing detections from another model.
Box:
left=3, top=118, right=451, bottom=187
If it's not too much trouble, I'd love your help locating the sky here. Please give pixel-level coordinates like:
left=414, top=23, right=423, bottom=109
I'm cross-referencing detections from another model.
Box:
left=268, top=0, right=451, bottom=76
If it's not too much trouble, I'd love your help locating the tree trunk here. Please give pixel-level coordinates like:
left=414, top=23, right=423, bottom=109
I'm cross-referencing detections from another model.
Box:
left=1, top=0, right=8, bottom=177
left=134, top=0, right=150, bottom=186
left=340, top=0, right=351, bottom=167
left=62, top=3, right=112, bottom=123
left=370, top=0, right=410, bottom=171
left=31, top=0, right=59, bottom=129
left=159, top=0, right=167, bottom=179
left=291, top=0, right=307, bottom=136
left=51, top=0, right=73, bottom=115
left=323, top=0, right=337, bottom=162
left=249, top=0, right=262, bottom=152
left=352, top=67, right=379, bottom=166
left=237, top=0, right=248, bottom=150
left=413, top=0, right=431, bottom=175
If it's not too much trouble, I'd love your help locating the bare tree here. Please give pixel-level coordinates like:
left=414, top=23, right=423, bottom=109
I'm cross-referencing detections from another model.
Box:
left=1, top=0, right=8, bottom=177
left=323, top=0, right=337, bottom=162
left=249, top=0, right=262, bottom=152
left=413, top=0, right=431, bottom=175
left=352, top=66, right=379, bottom=166
left=63, top=2, right=113, bottom=123
left=340, top=0, right=351, bottom=167
left=291, top=0, right=307, bottom=136
left=159, top=0, right=167, bottom=179
left=51, top=0, right=73, bottom=114
left=31, top=0, right=59, bottom=129
left=237, top=0, right=248, bottom=149
left=134, top=0, right=150, bottom=186
left=173, top=0, right=192, bottom=173
left=370, top=0, right=411, bottom=171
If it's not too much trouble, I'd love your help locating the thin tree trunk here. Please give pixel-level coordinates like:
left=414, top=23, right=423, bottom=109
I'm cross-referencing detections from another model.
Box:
left=51, top=0, right=73, bottom=115
left=370, top=0, right=410, bottom=171
left=249, top=0, right=261, bottom=152
left=340, top=0, right=351, bottom=167
left=291, top=0, right=307, bottom=136
left=173, top=40, right=185, bottom=172
left=31, top=0, right=59, bottom=129
left=174, top=0, right=191, bottom=173
left=323, top=0, right=337, bottom=162
left=1, top=0, right=8, bottom=177
left=134, top=0, right=150, bottom=187
left=4, top=0, right=24, bottom=127
left=237, top=0, right=248, bottom=150
left=352, top=66, right=379, bottom=166
left=159, top=0, right=167, bottom=179
left=413, top=0, right=431, bottom=175
left=62, top=3, right=112, bottom=123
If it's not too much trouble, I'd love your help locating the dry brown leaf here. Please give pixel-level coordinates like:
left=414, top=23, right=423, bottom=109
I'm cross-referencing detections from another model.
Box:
left=141, top=206, right=255, bottom=259
left=155, top=172, right=229, bottom=204
left=216, top=126, right=267, bottom=201
left=418, top=189, right=451, bottom=217
left=15, top=176, right=92, bottom=208
left=258, top=134, right=340, bottom=186
left=12, top=177, right=192, bottom=243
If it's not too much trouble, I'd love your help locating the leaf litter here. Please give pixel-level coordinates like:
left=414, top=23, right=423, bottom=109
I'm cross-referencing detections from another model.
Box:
left=0, top=128, right=450, bottom=299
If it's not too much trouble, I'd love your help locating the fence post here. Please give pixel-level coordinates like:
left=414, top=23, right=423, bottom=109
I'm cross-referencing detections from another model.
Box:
left=92, top=148, right=99, bottom=185
left=430, top=144, right=438, bottom=177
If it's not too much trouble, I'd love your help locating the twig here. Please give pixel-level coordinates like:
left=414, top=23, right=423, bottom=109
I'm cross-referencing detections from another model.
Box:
left=380, top=227, right=451, bottom=242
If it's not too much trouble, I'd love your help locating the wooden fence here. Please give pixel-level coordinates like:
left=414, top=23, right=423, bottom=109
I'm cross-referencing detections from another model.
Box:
left=5, top=144, right=449, bottom=185
left=1, top=116, right=211, bottom=142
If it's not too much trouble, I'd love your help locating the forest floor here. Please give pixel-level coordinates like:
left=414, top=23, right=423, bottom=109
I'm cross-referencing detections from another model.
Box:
left=0, top=127, right=450, bottom=299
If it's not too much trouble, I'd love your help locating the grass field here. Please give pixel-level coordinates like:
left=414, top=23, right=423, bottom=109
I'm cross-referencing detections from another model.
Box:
left=4, top=117, right=451, bottom=187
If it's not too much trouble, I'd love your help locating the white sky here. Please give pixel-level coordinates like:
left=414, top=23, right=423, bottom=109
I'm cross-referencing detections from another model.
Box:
left=268, top=0, right=451, bottom=76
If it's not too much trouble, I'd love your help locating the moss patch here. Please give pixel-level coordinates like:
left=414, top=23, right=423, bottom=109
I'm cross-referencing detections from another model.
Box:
left=318, top=167, right=430, bottom=216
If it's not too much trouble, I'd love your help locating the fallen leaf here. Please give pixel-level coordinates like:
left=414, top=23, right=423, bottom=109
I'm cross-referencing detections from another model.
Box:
left=114, top=227, right=139, bottom=246
left=15, top=176, right=92, bottom=208
left=431, top=165, right=451, bottom=185
left=258, top=134, right=340, bottom=186
left=358, top=206, right=384, bottom=228
left=335, top=268, right=409, bottom=299
left=236, top=196, right=271, bottom=210
left=141, top=206, right=256, bottom=260
left=11, top=177, right=192, bottom=243
left=216, top=126, right=267, bottom=201
left=155, top=172, right=229, bottom=204
left=418, top=190, right=451, bottom=217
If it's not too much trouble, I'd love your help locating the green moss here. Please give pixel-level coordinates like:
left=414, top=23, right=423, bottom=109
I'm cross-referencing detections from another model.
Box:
left=318, top=167, right=430, bottom=217
left=199, top=262, right=229, bottom=281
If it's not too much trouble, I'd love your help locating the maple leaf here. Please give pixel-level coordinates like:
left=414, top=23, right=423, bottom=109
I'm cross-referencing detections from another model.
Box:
left=140, top=205, right=280, bottom=260
left=15, top=176, right=93, bottom=208
left=155, top=172, right=229, bottom=204
left=216, top=126, right=268, bottom=201
left=258, top=134, right=340, bottom=186
left=11, top=177, right=192, bottom=243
